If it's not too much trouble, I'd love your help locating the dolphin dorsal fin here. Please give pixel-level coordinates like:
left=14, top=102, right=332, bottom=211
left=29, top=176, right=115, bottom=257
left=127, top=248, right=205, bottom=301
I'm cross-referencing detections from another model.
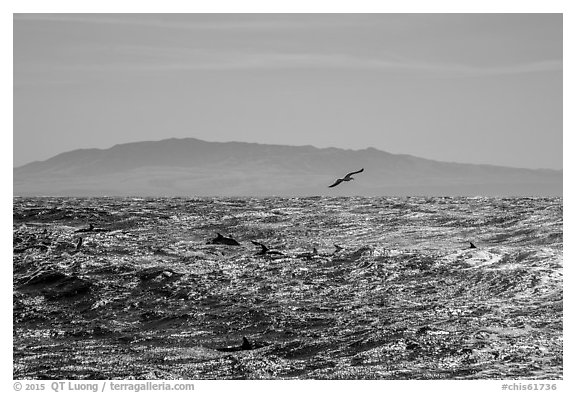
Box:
left=241, top=337, right=252, bottom=350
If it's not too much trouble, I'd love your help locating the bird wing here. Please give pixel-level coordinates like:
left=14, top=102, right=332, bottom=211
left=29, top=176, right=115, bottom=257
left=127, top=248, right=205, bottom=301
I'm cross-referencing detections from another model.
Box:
left=328, top=178, right=344, bottom=188
left=344, top=168, right=364, bottom=179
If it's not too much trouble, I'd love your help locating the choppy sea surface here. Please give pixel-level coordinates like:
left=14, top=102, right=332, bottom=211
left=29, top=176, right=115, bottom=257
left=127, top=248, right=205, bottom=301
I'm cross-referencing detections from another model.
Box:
left=13, top=197, right=562, bottom=379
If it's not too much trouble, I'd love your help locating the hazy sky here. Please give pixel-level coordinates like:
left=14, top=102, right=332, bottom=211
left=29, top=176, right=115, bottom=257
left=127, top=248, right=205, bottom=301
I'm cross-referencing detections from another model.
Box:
left=13, top=13, right=562, bottom=169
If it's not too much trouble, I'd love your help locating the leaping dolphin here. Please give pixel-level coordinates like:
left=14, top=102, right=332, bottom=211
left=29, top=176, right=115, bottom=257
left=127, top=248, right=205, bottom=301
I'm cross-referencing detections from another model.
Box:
left=251, top=241, right=284, bottom=256
left=75, top=223, right=94, bottom=233
left=296, top=247, right=318, bottom=260
left=216, top=337, right=253, bottom=352
left=207, top=233, right=240, bottom=246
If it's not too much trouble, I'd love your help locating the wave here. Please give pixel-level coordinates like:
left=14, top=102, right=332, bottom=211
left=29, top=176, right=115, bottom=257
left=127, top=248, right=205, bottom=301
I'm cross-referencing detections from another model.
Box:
left=13, top=196, right=562, bottom=379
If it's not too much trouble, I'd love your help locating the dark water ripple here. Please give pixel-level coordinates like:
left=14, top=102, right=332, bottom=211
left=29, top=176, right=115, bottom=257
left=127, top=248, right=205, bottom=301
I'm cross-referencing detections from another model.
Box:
left=13, top=197, right=562, bottom=379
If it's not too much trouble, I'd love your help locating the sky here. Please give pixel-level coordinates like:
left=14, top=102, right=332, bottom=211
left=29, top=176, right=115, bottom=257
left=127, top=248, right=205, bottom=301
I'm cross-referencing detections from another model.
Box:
left=13, top=13, right=562, bottom=169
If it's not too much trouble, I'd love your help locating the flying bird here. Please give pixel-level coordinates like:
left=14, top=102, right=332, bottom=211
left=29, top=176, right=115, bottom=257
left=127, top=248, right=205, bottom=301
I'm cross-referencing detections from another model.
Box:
left=328, top=168, right=364, bottom=188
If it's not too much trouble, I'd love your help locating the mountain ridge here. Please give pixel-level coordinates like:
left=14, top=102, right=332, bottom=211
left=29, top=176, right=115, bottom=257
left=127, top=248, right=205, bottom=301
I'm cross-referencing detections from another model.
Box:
left=14, top=137, right=562, bottom=197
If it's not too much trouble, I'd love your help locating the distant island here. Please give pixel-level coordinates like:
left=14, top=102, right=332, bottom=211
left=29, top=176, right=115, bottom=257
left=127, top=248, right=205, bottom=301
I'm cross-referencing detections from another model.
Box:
left=14, top=138, right=562, bottom=197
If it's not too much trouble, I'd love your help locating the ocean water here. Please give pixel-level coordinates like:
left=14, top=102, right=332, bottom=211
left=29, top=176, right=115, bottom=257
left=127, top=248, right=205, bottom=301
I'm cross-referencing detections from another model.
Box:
left=13, top=196, right=563, bottom=379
